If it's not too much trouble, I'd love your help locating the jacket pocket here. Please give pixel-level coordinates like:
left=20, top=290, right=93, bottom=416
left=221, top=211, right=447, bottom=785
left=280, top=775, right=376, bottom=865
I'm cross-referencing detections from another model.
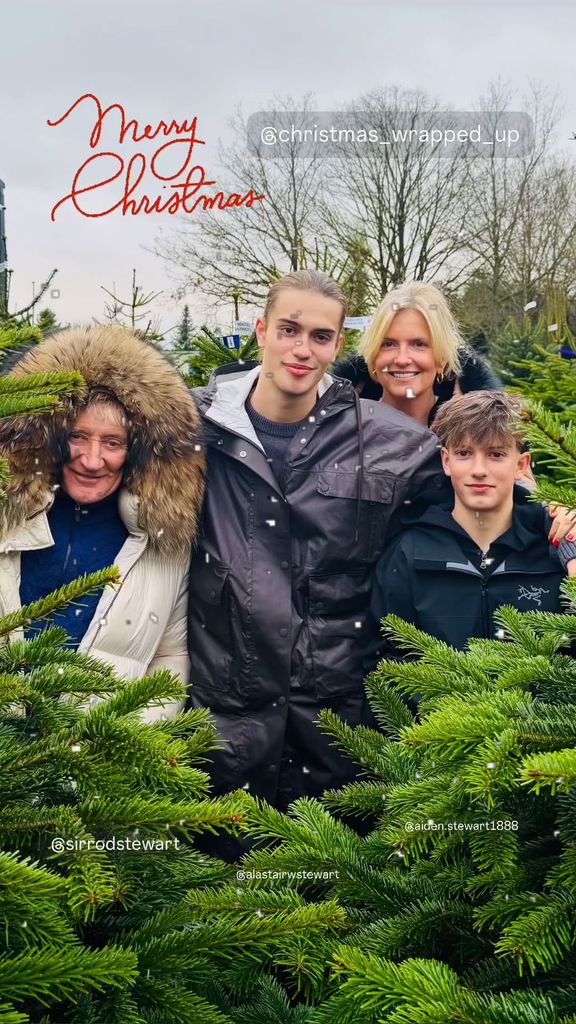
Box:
left=306, top=569, right=371, bottom=699
left=316, top=469, right=396, bottom=504
left=316, top=470, right=396, bottom=557
left=189, top=555, right=233, bottom=693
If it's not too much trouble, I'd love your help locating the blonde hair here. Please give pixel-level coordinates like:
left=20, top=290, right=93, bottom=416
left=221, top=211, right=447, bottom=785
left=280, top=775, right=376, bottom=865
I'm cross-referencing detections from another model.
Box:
left=263, top=270, right=347, bottom=328
left=358, top=281, right=464, bottom=378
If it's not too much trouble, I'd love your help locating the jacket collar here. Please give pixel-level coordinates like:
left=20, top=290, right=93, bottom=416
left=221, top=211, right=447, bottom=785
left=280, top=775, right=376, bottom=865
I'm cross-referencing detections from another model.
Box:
left=0, top=486, right=146, bottom=554
left=204, top=364, right=336, bottom=450
left=413, top=503, right=544, bottom=553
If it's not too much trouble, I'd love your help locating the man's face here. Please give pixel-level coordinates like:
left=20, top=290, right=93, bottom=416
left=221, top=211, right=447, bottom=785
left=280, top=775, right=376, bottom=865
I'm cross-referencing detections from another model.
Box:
left=441, top=435, right=531, bottom=512
left=255, top=288, right=344, bottom=401
left=61, top=404, right=129, bottom=504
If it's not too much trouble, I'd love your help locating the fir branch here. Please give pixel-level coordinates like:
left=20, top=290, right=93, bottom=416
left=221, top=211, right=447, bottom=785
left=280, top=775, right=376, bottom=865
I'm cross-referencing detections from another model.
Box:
left=520, top=749, right=576, bottom=793
left=531, top=480, right=576, bottom=510
left=0, top=371, right=84, bottom=418
left=131, top=902, right=347, bottom=968
left=136, top=978, right=236, bottom=1024
left=495, top=892, right=576, bottom=975
left=0, top=1005, right=29, bottom=1024
left=0, top=946, right=138, bottom=1002
left=0, top=570, right=121, bottom=638
left=323, top=781, right=389, bottom=819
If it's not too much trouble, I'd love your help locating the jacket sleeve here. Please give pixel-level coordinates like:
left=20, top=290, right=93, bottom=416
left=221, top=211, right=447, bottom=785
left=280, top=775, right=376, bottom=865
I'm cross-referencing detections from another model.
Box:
left=364, top=538, right=416, bottom=673
left=146, top=568, right=190, bottom=717
left=387, top=428, right=445, bottom=541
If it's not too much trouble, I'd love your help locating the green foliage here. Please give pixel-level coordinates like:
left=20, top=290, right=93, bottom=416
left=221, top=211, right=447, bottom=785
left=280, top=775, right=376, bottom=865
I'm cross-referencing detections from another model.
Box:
left=0, top=322, right=42, bottom=361
left=184, top=327, right=259, bottom=387
left=511, top=352, right=576, bottom=421
left=174, top=305, right=193, bottom=351
left=35, top=310, right=61, bottom=337
left=0, top=321, right=84, bottom=492
left=216, top=576, right=576, bottom=1020
left=489, top=312, right=558, bottom=387
left=0, top=598, right=259, bottom=1023
left=520, top=404, right=576, bottom=511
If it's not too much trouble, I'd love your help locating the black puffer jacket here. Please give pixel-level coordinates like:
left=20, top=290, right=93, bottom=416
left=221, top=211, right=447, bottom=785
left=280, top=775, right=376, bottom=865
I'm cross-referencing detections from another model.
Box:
left=186, top=363, right=444, bottom=809
left=332, top=349, right=501, bottom=419
left=368, top=503, right=563, bottom=659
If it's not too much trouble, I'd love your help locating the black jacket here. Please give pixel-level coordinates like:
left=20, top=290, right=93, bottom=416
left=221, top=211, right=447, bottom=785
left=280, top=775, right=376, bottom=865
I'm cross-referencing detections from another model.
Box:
left=369, top=504, right=564, bottom=661
left=332, top=349, right=501, bottom=416
left=186, top=363, right=444, bottom=808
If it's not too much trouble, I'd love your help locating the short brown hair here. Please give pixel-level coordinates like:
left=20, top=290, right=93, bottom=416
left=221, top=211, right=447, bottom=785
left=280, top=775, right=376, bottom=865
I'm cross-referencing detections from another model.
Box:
left=433, top=391, right=525, bottom=450
left=264, top=270, right=347, bottom=328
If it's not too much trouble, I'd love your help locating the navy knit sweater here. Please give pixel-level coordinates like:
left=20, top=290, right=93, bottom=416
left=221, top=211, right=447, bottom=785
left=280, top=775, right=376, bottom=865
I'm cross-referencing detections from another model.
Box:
left=20, top=487, right=129, bottom=648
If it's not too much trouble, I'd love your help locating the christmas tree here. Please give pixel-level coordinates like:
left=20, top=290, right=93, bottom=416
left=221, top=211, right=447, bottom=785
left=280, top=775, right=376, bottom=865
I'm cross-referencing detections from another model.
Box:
left=184, top=327, right=259, bottom=387
left=489, top=288, right=575, bottom=392
left=489, top=310, right=557, bottom=388
left=174, top=306, right=193, bottom=352
left=219, top=583, right=576, bottom=1022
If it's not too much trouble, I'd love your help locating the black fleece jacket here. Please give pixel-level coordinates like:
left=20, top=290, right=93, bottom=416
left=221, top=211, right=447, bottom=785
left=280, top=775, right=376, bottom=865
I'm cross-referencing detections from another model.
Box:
left=367, top=503, right=564, bottom=665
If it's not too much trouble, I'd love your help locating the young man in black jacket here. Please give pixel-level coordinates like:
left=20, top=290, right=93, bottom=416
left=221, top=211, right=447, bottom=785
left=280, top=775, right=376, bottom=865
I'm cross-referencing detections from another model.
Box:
left=369, top=391, right=566, bottom=656
left=187, top=270, right=445, bottom=812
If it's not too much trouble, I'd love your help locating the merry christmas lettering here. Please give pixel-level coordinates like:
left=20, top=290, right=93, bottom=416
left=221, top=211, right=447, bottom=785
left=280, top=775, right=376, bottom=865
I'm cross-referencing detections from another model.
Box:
left=48, top=93, right=266, bottom=220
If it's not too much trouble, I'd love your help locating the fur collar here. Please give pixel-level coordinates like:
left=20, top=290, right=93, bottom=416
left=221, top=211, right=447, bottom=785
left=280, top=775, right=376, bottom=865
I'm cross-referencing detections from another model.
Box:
left=0, top=326, right=205, bottom=555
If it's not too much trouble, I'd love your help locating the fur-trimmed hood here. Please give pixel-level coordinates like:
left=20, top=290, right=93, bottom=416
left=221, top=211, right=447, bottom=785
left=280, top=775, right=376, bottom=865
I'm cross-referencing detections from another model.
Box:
left=0, top=326, right=205, bottom=556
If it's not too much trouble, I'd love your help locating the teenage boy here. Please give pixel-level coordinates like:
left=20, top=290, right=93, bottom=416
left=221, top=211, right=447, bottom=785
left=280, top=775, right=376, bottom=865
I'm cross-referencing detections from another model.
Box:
left=369, top=391, right=566, bottom=656
left=186, top=270, right=445, bottom=810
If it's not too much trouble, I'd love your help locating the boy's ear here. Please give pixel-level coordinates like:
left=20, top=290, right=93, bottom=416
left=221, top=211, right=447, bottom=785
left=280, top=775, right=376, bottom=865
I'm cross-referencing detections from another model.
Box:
left=255, top=317, right=266, bottom=349
left=440, top=446, right=451, bottom=476
left=515, top=450, right=532, bottom=478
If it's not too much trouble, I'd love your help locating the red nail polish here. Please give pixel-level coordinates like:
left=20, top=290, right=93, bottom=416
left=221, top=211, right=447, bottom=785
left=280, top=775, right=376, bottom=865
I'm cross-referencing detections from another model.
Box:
left=552, top=539, right=560, bottom=548
left=567, top=534, right=575, bottom=542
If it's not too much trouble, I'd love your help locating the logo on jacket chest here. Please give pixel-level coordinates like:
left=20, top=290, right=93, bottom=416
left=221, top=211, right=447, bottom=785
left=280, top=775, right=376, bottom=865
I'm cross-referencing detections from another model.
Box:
left=517, top=585, right=550, bottom=607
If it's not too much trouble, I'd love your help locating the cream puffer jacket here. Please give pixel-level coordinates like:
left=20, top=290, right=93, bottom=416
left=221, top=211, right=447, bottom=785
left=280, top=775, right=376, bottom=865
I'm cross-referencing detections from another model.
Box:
left=0, top=325, right=206, bottom=722
left=0, top=488, right=190, bottom=721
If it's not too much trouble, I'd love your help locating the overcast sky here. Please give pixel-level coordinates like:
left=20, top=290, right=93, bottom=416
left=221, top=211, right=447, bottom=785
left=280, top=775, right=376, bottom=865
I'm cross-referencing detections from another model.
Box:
left=2, top=0, right=575, bottom=337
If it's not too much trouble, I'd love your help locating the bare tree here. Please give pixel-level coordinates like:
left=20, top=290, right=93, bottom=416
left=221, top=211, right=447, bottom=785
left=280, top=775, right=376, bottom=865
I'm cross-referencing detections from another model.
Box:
left=153, top=96, right=331, bottom=312
left=152, top=80, right=576, bottom=334
left=321, top=87, right=478, bottom=300
left=99, top=269, right=164, bottom=340
left=461, top=80, right=576, bottom=327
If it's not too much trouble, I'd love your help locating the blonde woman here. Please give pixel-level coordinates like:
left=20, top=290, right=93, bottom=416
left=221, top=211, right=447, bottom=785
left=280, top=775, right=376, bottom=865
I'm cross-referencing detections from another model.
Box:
left=333, top=281, right=500, bottom=427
